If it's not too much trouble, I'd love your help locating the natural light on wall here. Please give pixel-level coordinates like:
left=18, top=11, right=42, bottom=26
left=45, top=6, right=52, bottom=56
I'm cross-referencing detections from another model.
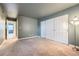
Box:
left=70, top=16, right=79, bottom=25
left=3, top=3, right=18, bottom=18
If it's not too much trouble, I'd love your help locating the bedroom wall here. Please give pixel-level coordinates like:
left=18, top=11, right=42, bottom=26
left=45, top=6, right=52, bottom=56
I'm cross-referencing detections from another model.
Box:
left=0, top=5, right=6, bottom=44
left=18, top=16, right=38, bottom=38
left=39, top=4, right=79, bottom=46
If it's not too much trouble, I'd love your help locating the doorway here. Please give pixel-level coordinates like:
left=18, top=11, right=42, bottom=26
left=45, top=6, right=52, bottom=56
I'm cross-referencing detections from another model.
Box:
left=7, top=20, right=17, bottom=40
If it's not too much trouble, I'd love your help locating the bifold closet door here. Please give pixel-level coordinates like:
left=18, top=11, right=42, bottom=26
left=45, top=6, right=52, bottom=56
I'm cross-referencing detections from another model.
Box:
left=54, top=15, right=68, bottom=44
left=50, top=19, right=55, bottom=40
left=46, top=19, right=52, bottom=39
left=46, top=19, right=55, bottom=40
left=41, top=21, right=46, bottom=38
left=40, top=15, right=68, bottom=44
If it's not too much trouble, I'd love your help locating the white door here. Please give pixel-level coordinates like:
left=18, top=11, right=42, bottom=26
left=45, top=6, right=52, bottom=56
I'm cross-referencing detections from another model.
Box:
left=46, top=19, right=55, bottom=40
left=7, top=21, right=17, bottom=40
left=50, top=19, right=55, bottom=40
left=41, top=21, right=46, bottom=38
left=54, top=15, right=68, bottom=44
left=40, top=14, right=68, bottom=44
left=46, top=20, right=51, bottom=39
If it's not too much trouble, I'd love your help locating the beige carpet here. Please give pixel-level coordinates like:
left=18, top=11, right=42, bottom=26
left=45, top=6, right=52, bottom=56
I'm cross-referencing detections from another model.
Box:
left=0, top=37, right=79, bottom=56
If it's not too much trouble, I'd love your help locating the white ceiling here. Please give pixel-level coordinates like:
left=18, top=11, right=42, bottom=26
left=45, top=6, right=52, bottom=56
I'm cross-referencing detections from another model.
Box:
left=18, top=3, right=78, bottom=18
left=3, top=3, right=78, bottom=18
left=3, top=3, right=18, bottom=18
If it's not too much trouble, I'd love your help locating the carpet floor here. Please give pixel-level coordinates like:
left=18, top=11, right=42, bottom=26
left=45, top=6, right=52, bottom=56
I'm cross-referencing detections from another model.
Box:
left=0, top=37, right=79, bottom=56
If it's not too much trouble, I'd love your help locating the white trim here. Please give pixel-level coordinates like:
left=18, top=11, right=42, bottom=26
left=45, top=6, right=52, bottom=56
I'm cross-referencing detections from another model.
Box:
left=69, top=44, right=79, bottom=48
left=19, top=36, right=40, bottom=40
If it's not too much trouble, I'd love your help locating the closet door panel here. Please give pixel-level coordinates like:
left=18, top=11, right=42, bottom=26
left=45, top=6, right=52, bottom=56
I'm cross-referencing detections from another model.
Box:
left=45, top=18, right=55, bottom=40
left=54, top=18, right=60, bottom=41
left=60, top=15, right=68, bottom=44
left=46, top=20, right=51, bottom=39
left=41, top=21, right=46, bottom=38
left=50, top=19, right=55, bottom=40
left=54, top=15, right=68, bottom=44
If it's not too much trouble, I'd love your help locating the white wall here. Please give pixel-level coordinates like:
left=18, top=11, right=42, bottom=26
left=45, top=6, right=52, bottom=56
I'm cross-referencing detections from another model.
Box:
left=0, top=5, right=6, bottom=44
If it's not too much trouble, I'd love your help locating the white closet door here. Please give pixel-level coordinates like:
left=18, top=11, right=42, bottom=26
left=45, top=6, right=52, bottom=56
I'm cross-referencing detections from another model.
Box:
left=45, top=19, right=55, bottom=40
left=40, top=14, right=68, bottom=44
left=41, top=19, right=55, bottom=40
left=41, top=21, right=46, bottom=38
left=54, top=17, right=59, bottom=42
left=60, top=15, right=68, bottom=44
left=54, top=15, right=68, bottom=44
left=46, top=20, right=51, bottom=39
left=49, top=19, right=55, bottom=40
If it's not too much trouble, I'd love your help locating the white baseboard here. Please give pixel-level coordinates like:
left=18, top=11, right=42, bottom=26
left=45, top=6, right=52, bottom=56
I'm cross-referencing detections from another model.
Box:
left=69, top=44, right=79, bottom=48
left=19, top=36, right=40, bottom=40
